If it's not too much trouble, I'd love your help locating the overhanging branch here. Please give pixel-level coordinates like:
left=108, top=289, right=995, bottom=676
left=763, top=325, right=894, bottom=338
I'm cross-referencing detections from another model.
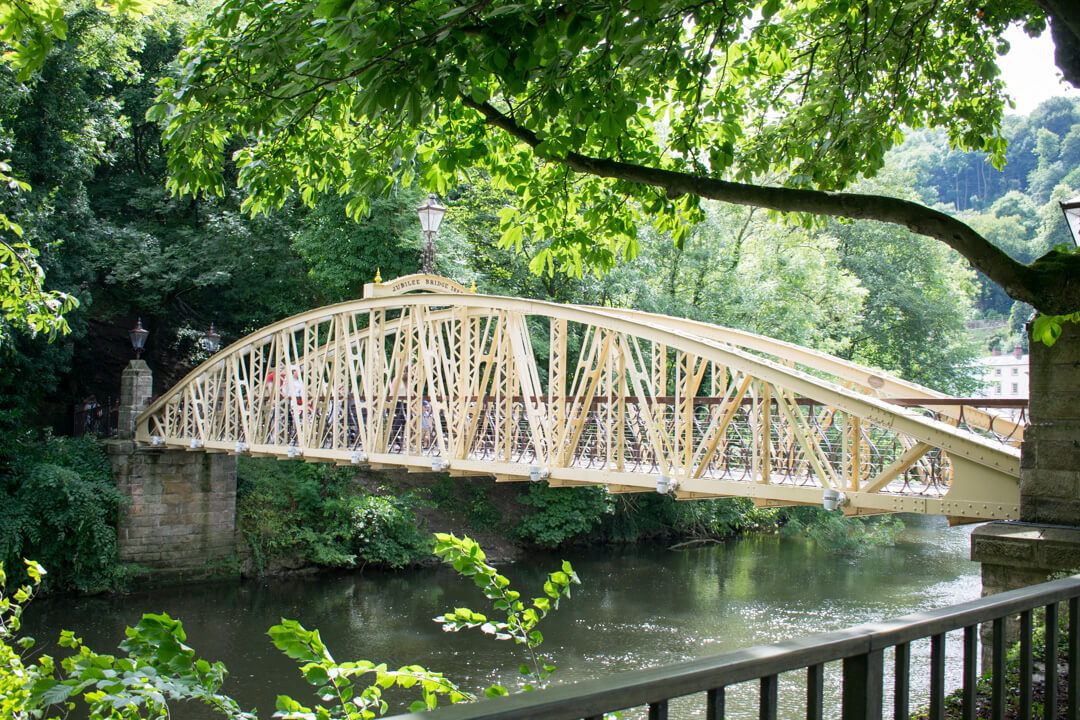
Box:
left=463, top=96, right=1080, bottom=315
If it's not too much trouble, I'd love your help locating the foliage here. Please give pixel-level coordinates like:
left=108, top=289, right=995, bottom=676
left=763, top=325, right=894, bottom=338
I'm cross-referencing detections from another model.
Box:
left=0, top=2, right=323, bottom=419
left=2, top=533, right=582, bottom=718
left=0, top=431, right=123, bottom=592
left=426, top=476, right=503, bottom=533
left=514, top=484, right=613, bottom=548
left=151, top=0, right=1080, bottom=318
left=514, top=484, right=781, bottom=549
left=597, top=494, right=777, bottom=544
left=0, top=229, right=78, bottom=343
left=829, top=174, right=980, bottom=393
left=1032, top=311, right=1080, bottom=346
left=237, top=459, right=431, bottom=571
left=158, top=0, right=1025, bottom=251
left=0, top=0, right=157, bottom=343
left=348, top=493, right=430, bottom=569
left=292, top=192, right=423, bottom=304
left=270, top=619, right=470, bottom=719
left=1, top=559, right=255, bottom=720
left=778, top=507, right=904, bottom=556
left=235, top=456, right=357, bottom=571
left=432, top=532, right=579, bottom=692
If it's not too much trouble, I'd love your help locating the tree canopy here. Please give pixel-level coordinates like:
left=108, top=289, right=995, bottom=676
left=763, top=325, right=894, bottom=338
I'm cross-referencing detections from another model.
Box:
left=154, top=0, right=1080, bottom=315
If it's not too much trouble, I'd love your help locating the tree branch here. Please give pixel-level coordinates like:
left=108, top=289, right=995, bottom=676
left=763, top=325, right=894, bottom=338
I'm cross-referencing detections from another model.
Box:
left=462, top=96, right=1080, bottom=314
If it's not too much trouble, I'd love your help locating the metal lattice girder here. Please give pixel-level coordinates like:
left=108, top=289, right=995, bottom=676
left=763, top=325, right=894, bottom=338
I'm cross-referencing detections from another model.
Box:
left=136, top=278, right=1020, bottom=522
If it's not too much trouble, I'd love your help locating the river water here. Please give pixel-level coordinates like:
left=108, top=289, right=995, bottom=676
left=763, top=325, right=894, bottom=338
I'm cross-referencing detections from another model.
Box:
left=22, top=514, right=981, bottom=719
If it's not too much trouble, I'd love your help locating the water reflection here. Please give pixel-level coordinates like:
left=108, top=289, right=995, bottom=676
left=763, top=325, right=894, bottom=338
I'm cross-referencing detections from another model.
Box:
left=22, top=514, right=980, bottom=718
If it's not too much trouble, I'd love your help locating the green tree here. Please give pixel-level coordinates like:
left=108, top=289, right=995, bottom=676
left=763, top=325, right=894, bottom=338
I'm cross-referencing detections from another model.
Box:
left=0, top=3, right=326, bottom=421
left=0, top=0, right=156, bottom=341
left=293, top=191, right=423, bottom=304
left=155, top=0, right=1080, bottom=317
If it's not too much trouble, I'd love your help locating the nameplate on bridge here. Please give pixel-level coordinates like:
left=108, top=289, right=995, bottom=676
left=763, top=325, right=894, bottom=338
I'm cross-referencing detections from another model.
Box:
left=364, top=273, right=471, bottom=298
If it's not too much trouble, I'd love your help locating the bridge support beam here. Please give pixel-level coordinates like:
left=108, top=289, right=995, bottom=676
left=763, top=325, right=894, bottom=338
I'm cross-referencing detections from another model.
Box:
left=972, top=320, right=1080, bottom=662
left=109, top=359, right=239, bottom=583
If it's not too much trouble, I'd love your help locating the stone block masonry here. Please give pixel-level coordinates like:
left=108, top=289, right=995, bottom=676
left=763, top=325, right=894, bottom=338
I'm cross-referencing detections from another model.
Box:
left=108, top=440, right=239, bottom=583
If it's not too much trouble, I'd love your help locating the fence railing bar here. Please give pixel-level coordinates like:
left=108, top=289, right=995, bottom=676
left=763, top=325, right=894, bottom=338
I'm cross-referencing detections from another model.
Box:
left=1046, top=603, right=1058, bottom=720
left=962, top=625, right=976, bottom=720
left=929, top=633, right=945, bottom=720
left=894, top=643, right=909, bottom=720
left=807, top=663, right=824, bottom=720
left=992, top=617, right=1006, bottom=720
left=1020, top=609, right=1033, bottom=720
left=647, top=700, right=667, bottom=720
left=760, top=674, right=778, bottom=720
left=1070, top=597, right=1079, bottom=720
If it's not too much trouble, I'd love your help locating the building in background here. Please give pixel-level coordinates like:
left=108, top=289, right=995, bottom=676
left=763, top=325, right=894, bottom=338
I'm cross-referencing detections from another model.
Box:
left=973, top=346, right=1028, bottom=420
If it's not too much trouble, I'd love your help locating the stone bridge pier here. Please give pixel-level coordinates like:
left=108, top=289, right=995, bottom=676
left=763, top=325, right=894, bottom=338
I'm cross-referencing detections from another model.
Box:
left=971, top=321, right=1080, bottom=658
left=108, top=359, right=239, bottom=583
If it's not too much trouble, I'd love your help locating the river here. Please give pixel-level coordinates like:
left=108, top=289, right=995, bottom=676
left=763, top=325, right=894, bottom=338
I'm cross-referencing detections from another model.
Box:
left=22, top=514, right=981, bottom=718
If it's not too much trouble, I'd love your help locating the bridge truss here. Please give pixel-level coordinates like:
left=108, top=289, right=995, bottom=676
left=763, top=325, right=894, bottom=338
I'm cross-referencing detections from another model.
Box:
left=136, top=275, right=1021, bottom=522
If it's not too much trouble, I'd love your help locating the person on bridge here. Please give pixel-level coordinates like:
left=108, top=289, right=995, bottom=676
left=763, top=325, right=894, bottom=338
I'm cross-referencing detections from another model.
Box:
left=288, top=365, right=305, bottom=442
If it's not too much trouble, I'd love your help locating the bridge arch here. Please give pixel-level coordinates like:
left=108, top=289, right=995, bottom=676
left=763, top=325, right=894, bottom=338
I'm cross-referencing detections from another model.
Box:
left=136, top=276, right=1020, bottom=523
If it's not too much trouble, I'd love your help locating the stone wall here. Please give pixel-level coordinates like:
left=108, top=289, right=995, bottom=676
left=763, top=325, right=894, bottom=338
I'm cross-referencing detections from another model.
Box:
left=1019, top=320, right=1080, bottom=525
left=109, top=440, right=239, bottom=583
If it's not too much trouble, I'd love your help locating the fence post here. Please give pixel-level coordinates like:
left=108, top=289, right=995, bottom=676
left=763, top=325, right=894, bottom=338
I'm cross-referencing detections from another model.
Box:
left=842, top=649, right=883, bottom=720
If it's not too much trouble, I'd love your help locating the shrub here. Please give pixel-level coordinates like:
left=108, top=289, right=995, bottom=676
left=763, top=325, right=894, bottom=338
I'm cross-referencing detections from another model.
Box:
left=0, top=432, right=123, bottom=592
left=514, top=484, right=613, bottom=547
left=236, top=457, right=356, bottom=570
left=778, top=506, right=903, bottom=554
left=426, top=477, right=503, bottom=531
left=593, top=494, right=776, bottom=544
left=349, top=493, right=430, bottom=568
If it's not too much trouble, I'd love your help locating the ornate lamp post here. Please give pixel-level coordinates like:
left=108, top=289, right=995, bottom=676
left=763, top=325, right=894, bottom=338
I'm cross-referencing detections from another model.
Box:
left=1060, top=195, right=1080, bottom=247
left=200, top=323, right=222, bottom=353
left=416, top=193, right=447, bottom=274
left=129, top=318, right=149, bottom=359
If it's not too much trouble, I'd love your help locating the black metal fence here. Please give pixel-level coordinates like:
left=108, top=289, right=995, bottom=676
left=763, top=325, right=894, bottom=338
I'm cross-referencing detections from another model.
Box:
left=383, top=575, right=1080, bottom=720
left=72, top=396, right=119, bottom=438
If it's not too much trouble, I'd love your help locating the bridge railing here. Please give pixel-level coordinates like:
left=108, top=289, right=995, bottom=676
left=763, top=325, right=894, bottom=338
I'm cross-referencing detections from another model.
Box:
left=383, top=574, right=1080, bottom=720
left=887, top=398, right=1028, bottom=447
left=209, top=393, right=960, bottom=496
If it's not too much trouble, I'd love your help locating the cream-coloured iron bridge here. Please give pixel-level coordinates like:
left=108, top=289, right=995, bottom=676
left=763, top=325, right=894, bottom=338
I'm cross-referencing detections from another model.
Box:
left=135, top=274, right=1022, bottom=523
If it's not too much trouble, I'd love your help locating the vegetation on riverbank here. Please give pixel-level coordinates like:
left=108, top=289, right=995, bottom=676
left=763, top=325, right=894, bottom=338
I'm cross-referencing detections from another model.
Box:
left=0, top=431, right=123, bottom=593
left=234, top=455, right=902, bottom=578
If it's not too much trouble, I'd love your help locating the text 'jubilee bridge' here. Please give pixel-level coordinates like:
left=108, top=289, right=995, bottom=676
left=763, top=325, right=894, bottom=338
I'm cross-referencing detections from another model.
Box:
left=136, top=274, right=1021, bottom=523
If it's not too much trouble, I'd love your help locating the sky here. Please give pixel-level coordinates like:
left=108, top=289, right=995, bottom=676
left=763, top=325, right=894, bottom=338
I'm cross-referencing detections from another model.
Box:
left=998, top=25, right=1079, bottom=116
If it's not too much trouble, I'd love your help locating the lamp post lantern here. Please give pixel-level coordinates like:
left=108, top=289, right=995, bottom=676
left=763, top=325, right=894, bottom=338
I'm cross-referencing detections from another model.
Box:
left=201, top=323, right=221, bottom=353
left=1061, top=196, right=1080, bottom=247
left=129, top=318, right=149, bottom=359
left=416, top=193, right=446, bottom=274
